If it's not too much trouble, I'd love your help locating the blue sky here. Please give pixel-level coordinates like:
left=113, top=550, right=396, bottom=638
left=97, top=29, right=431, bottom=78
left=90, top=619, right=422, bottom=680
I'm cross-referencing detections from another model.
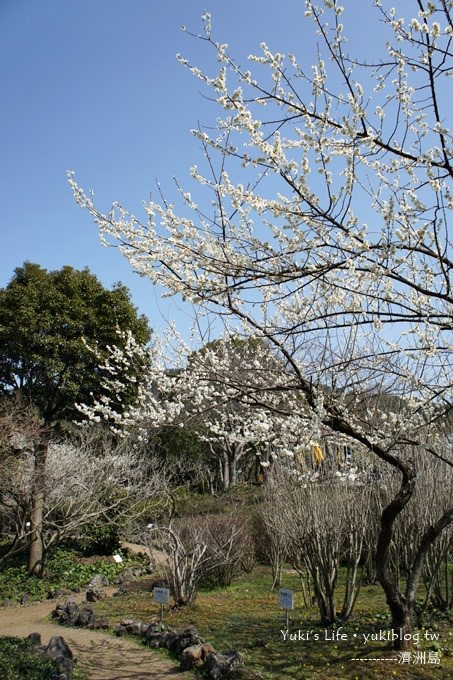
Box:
left=0, top=0, right=378, bottom=336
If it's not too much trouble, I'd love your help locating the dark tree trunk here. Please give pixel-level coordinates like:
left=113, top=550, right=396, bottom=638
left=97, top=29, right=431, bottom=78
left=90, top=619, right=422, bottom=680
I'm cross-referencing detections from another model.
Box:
left=375, top=459, right=416, bottom=650
left=27, top=436, right=49, bottom=576
left=375, top=454, right=453, bottom=650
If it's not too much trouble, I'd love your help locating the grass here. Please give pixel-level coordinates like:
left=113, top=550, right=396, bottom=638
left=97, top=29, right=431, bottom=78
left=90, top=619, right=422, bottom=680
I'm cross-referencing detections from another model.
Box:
left=91, top=565, right=453, bottom=679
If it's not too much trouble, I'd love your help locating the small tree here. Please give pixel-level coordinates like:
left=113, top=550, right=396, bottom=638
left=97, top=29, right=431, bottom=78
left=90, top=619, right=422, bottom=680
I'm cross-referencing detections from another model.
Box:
left=201, top=513, right=254, bottom=586
left=0, top=420, right=163, bottom=571
left=260, top=482, right=289, bottom=591
left=262, top=463, right=374, bottom=624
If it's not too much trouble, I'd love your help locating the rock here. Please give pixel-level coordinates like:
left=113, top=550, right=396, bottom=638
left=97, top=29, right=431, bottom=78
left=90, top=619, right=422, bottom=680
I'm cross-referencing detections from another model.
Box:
left=45, top=636, right=75, bottom=679
left=180, top=642, right=216, bottom=670
left=131, top=621, right=149, bottom=636
left=160, top=629, right=178, bottom=650
left=120, top=566, right=145, bottom=579
left=27, top=632, right=42, bottom=646
left=53, top=655, right=74, bottom=679
left=52, top=599, right=108, bottom=630
left=88, top=574, right=109, bottom=589
left=95, top=617, right=110, bottom=630
left=52, top=600, right=80, bottom=626
left=75, top=605, right=94, bottom=627
left=205, top=651, right=244, bottom=679
left=112, top=582, right=128, bottom=596
left=113, top=618, right=149, bottom=637
left=168, top=625, right=203, bottom=655
left=145, top=633, right=163, bottom=648
left=142, top=624, right=175, bottom=648
left=86, top=588, right=106, bottom=602
left=46, top=635, right=74, bottom=661
left=113, top=619, right=134, bottom=637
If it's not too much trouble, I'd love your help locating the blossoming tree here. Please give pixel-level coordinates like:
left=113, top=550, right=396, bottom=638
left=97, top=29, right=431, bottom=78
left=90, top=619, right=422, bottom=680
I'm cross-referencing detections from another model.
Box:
left=70, top=0, right=452, bottom=647
left=0, top=400, right=164, bottom=572
left=78, top=331, right=314, bottom=488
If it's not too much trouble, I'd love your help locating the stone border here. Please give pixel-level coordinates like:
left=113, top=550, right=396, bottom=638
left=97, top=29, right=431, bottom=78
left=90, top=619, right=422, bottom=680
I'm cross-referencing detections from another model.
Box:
left=52, top=596, right=264, bottom=679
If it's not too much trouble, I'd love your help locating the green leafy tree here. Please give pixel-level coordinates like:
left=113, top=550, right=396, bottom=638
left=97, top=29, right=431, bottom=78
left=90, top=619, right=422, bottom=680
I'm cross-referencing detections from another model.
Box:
left=0, top=262, right=151, bottom=574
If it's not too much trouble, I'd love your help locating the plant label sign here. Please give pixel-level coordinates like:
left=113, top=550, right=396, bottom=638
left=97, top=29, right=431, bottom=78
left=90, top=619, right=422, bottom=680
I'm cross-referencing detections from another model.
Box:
left=279, top=588, right=294, bottom=610
left=153, top=587, right=170, bottom=604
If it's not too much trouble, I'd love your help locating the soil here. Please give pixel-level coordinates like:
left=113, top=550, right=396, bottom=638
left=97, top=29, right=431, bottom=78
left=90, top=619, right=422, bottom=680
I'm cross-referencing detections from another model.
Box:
left=0, top=542, right=193, bottom=679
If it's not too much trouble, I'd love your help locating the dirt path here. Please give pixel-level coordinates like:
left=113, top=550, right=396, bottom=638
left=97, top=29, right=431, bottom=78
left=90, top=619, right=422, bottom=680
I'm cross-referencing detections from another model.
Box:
left=0, top=597, right=193, bottom=680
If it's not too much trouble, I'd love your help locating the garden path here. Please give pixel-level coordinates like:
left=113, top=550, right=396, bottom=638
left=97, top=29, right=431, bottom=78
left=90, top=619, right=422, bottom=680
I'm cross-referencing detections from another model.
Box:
left=0, top=595, right=193, bottom=679
left=0, top=542, right=192, bottom=680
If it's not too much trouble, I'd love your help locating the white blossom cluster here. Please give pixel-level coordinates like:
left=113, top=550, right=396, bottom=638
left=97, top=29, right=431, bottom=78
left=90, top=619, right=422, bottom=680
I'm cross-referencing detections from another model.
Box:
left=70, top=0, right=452, bottom=467
left=77, top=330, right=319, bottom=468
left=0, top=433, right=163, bottom=553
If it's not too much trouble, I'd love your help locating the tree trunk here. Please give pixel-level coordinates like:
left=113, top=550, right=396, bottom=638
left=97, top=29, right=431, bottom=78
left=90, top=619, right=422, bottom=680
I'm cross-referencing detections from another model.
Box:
left=375, top=461, right=416, bottom=649
left=407, top=506, right=453, bottom=625
left=27, top=437, right=48, bottom=576
left=228, top=450, right=237, bottom=488
left=386, top=590, right=413, bottom=650
left=221, top=453, right=230, bottom=490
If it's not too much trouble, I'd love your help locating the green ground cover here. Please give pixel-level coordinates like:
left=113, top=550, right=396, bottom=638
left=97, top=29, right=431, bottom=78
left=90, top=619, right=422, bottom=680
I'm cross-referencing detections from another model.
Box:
left=0, top=636, right=58, bottom=680
left=0, top=636, right=85, bottom=680
left=0, top=547, right=147, bottom=605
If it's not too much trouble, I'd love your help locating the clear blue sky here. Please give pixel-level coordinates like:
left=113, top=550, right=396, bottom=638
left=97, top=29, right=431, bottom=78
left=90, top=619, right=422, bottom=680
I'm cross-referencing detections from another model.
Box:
left=0, top=0, right=377, bottom=336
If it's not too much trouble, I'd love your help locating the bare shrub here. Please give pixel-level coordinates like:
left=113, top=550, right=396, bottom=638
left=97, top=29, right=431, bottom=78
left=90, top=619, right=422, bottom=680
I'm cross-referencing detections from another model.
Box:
left=261, top=465, right=374, bottom=624
left=202, top=513, right=254, bottom=586
left=259, top=484, right=289, bottom=590
left=145, top=512, right=253, bottom=606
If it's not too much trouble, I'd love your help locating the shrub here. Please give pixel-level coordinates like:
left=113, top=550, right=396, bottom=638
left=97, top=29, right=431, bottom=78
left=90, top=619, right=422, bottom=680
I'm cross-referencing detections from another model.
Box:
left=146, top=512, right=255, bottom=605
left=201, top=514, right=255, bottom=587
left=0, top=636, right=58, bottom=680
left=73, top=520, right=121, bottom=557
